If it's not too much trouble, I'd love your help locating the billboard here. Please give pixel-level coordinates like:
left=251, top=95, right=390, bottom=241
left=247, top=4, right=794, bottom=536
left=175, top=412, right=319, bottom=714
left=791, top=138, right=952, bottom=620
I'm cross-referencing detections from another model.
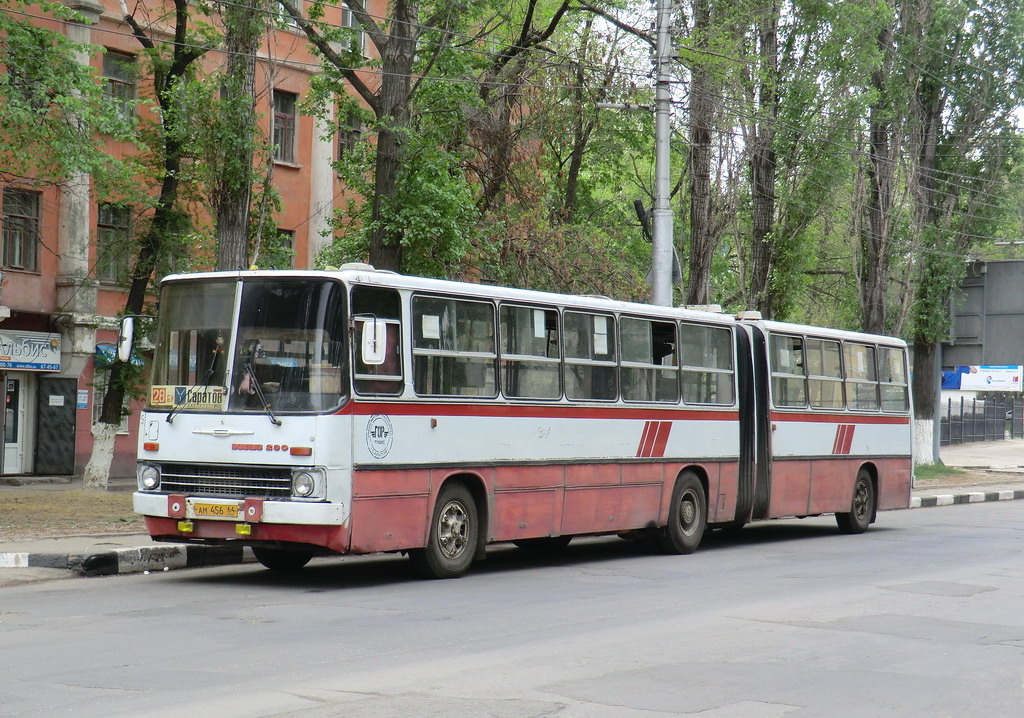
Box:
left=942, top=365, right=1023, bottom=392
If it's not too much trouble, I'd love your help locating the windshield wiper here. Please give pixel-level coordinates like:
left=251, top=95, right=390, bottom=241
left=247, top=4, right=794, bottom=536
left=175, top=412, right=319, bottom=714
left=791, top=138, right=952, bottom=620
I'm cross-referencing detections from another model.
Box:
left=244, top=362, right=282, bottom=426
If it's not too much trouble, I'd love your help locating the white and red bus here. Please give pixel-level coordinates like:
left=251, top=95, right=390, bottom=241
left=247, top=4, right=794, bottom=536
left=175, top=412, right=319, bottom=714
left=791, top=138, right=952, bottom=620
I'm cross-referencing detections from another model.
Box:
left=130, top=266, right=913, bottom=577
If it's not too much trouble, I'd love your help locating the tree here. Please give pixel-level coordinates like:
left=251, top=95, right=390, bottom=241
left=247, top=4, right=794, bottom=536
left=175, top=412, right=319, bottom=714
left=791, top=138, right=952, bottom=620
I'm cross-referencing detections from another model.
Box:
left=280, top=0, right=432, bottom=271
left=83, top=0, right=213, bottom=488
left=682, top=0, right=723, bottom=306
left=212, top=0, right=266, bottom=270
left=0, top=0, right=135, bottom=187
left=905, top=0, right=1024, bottom=460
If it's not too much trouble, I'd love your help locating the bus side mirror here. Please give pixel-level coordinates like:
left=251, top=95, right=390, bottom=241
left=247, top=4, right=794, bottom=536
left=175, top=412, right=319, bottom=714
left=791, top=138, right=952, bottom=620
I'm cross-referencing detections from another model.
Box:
left=117, top=317, right=135, bottom=363
left=361, top=319, right=387, bottom=366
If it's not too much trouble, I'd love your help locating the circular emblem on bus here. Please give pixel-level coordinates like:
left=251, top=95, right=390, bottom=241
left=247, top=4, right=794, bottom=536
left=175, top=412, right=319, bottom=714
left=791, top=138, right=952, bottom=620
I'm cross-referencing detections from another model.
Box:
left=366, top=414, right=394, bottom=459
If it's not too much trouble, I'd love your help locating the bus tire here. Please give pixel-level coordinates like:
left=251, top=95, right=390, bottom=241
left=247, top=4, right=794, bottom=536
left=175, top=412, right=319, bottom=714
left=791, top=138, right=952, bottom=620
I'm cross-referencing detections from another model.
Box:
left=252, top=546, right=314, bottom=571
left=411, top=483, right=478, bottom=579
left=836, top=468, right=875, bottom=534
left=659, top=471, right=707, bottom=555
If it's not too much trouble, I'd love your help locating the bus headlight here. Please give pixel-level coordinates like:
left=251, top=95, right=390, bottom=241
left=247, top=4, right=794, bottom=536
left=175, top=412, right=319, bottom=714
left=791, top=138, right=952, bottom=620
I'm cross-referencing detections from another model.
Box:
left=139, top=464, right=160, bottom=490
left=292, top=469, right=322, bottom=498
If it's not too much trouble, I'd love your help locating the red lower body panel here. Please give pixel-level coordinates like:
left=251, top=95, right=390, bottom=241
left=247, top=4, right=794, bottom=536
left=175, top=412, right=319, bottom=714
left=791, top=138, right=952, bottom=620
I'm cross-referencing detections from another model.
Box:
left=145, top=516, right=350, bottom=553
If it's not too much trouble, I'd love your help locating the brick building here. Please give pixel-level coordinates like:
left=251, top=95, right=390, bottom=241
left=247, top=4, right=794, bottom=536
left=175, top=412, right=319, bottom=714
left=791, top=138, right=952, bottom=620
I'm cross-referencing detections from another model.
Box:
left=0, top=0, right=370, bottom=476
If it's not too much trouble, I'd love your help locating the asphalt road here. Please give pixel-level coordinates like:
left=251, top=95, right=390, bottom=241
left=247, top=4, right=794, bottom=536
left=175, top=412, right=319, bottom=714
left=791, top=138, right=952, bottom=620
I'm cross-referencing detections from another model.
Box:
left=3, top=502, right=1023, bottom=718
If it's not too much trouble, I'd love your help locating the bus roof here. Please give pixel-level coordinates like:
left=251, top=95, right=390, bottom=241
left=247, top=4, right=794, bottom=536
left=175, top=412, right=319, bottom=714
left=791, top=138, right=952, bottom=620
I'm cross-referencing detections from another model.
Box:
left=160, top=267, right=906, bottom=346
left=159, top=267, right=737, bottom=326
left=750, top=317, right=908, bottom=348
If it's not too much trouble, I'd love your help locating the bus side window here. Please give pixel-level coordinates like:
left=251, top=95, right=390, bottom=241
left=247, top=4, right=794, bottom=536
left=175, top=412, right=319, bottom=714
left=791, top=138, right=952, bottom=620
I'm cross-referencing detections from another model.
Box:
left=769, top=334, right=807, bottom=408
left=412, top=296, right=497, bottom=397
left=500, top=305, right=560, bottom=399
left=680, top=323, right=734, bottom=405
left=878, top=346, right=909, bottom=412
left=352, top=286, right=404, bottom=396
left=563, top=311, right=617, bottom=401
left=844, top=342, right=879, bottom=411
left=806, top=338, right=844, bottom=409
left=620, top=317, right=679, bottom=403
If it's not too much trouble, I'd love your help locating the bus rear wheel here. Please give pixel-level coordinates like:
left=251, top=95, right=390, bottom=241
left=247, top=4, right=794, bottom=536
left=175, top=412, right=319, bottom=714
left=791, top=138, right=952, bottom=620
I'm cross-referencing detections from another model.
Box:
left=252, top=546, right=315, bottom=571
left=411, top=483, right=478, bottom=579
left=836, top=469, right=875, bottom=534
left=659, top=472, right=707, bottom=555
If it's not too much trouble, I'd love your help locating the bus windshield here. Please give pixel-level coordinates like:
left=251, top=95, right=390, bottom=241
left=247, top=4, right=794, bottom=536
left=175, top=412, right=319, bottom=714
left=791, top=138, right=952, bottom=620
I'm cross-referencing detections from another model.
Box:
left=149, top=278, right=348, bottom=414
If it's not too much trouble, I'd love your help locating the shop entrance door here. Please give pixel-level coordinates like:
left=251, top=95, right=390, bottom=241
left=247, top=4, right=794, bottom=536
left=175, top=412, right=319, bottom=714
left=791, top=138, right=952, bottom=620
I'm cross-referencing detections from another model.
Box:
left=3, top=375, right=30, bottom=474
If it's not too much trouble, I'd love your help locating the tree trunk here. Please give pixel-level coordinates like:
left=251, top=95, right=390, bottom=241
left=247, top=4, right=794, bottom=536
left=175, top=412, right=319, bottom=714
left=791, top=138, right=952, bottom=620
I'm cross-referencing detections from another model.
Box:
left=860, top=24, right=895, bottom=335
left=367, top=0, right=417, bottom=271
left=83, top=423, right=119, bottom=489
left=685, top=1, right=714, bottom=306
left=214, top=0, right=261, bottom=270
left=84, top=0, right=204, bottom=489
left=747, top=1, right=779, bottom=316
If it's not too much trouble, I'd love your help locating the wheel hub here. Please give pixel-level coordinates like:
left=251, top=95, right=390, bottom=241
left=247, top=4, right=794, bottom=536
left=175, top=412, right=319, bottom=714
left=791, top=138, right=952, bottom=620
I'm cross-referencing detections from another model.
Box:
left=438, top=501, right=468, bottom=559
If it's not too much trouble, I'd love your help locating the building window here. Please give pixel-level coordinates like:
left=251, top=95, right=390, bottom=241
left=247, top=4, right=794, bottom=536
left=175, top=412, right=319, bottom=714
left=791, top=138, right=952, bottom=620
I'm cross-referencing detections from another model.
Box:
left=338, top=109, right=362, bottom=159
left=341, top=4, right=366, bottom=54
left=96, top=203, right=131, bottom=284
left=257, top=229, right=294, bottom=269
left=102, top=51, right=136, bottom=119
left=273, top=90, right=297, bottom=163
left=274, top=1, right=299, bottom=27
left=2, top=188, right=40, bottom=271
left=92, top=372, right=130, bottom=434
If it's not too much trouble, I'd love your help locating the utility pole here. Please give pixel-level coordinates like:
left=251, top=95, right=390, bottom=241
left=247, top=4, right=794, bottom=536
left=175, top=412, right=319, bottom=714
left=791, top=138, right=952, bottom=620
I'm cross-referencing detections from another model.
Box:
left=598, top=0, right=675, bottom=307
left=650, top=0, right=674, bottom=307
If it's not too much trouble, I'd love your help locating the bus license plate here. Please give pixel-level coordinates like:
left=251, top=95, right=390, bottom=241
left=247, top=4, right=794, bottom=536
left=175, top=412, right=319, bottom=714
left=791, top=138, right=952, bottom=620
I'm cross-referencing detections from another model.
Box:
left=191, top=502, right=240, bottom=519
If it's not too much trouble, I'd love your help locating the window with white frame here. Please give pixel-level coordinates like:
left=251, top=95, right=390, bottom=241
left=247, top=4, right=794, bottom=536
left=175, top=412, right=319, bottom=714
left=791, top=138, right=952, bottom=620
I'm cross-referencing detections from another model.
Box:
left=341, top=3, right=366, bottom=54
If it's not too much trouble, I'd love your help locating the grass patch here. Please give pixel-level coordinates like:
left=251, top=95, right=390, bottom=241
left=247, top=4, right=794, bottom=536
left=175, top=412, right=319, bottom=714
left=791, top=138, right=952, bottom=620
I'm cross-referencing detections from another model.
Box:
left=0, top=490, right=143, bottom=539
left=914, top=463, right=967, bottom=480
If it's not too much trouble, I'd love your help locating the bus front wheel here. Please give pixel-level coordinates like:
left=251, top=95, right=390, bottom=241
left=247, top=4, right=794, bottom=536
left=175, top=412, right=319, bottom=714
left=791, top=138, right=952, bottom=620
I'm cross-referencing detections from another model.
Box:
left=411, top=483, right=478, bottom=579
left=836, top=469, right=875, bottom=534
left=659, top=472, right=707, bottom=555
left=252, top=546, right=314, bottom=571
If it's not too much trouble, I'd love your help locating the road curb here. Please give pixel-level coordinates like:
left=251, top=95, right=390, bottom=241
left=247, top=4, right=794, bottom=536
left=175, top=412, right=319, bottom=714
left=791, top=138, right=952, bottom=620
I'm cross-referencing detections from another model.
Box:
left=909, top=489, right=1024, bottom=509
left=4, top=490, right=1023, bottom=575
left=0, top=545, right=254, bottom=575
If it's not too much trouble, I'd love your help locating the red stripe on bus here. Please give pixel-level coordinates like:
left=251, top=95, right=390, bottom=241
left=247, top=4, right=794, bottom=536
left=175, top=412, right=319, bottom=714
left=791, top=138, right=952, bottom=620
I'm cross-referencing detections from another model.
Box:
left=831, top=425, right=856, bottom=455
left=841, top=424, right=856, bottom=454
left=636, top=421, right=655, bottom=457
left=642, top=421, right=661, bottom=457
left=650, top=421, right=673, bottom=458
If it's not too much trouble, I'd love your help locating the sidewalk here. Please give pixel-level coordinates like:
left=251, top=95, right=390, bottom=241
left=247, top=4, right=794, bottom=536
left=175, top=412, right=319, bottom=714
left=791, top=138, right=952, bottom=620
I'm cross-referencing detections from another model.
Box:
left=3, top=440, right=1024, bottom=585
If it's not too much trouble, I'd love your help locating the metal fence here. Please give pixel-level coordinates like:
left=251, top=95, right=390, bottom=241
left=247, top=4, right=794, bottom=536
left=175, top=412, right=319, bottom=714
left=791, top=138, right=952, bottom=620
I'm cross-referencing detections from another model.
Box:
left=940, top=394, right=1024, bottom=445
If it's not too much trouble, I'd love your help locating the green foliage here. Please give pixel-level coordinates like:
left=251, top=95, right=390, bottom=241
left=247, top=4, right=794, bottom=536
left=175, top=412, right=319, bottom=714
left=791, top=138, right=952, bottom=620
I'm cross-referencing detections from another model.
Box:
left=0, top=0, right=137, bottom=190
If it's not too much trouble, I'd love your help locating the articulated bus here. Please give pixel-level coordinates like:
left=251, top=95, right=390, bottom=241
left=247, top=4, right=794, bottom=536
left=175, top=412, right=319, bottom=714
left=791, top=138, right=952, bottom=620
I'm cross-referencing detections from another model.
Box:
left=130, top=266, right=913, bottom=578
